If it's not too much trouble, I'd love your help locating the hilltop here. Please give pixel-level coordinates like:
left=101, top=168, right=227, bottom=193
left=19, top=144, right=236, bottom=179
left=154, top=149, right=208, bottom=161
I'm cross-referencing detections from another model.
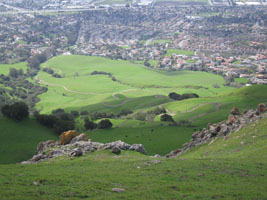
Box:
left=0, top=105, right=266, bottom=199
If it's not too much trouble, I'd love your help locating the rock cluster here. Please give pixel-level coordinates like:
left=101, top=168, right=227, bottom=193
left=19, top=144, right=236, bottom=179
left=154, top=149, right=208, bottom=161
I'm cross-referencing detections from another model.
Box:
left=166, top=104, right=267, bottom=158
left=22, top=132, right=147, bottom=164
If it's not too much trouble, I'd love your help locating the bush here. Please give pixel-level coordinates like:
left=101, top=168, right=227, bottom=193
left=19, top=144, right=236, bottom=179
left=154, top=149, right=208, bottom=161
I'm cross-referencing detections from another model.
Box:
left=71, top=110, right=79, bottom=118
left=168, top=92, right=181, bottom=100
left=84, top=120, right=97, bottom=130
left=160, top=114, right=174, bottom=122
left=98, top=119, right=113, bottom=129
left=1, top=102, right=29, bottom=121
left=169, top=92, right=199, bottom=101
left=53, top=119, right=75, bottom=134
left=80, top=110, right=88, bottom=115
left=118, top=109, right=133, bottom=117
left=35, top=114, right=57, bottom=128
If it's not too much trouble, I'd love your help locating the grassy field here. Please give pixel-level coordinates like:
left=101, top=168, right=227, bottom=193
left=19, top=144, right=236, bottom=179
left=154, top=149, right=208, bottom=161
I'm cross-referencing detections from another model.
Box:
left=166, top=49, right=195, bottom=56
left=0, top=117, right=266, bottom=199
left=82, top=85, right=267, bottom=156
left=235, top=77, right=249, bottom=84
left=0, top=117, right=57, bottom=164
left=0, top=62, right=28, bottom=75
left=148, top=40, right=171, bottom=45
left=36, top=55, right=231, bottom=113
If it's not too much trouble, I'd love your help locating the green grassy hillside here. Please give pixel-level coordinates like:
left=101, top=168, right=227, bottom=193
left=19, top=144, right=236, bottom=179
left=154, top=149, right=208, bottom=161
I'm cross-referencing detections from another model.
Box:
left=0, top=117, right=266, bottom=199
left=0, top=117, right=57, bottom=164
left=35, top=55, right=232, bottom=113
left=82, top=85, right=267, bottom=155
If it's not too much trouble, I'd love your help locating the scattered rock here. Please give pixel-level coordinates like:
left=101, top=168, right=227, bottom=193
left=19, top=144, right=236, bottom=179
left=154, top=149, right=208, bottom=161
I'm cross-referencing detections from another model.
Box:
left=70, top=133, right=88, bottom=144
left=129, top=144, right=147, bottom=154
left=23, top=136, right=148, bottom=163
left=112, top=188, right=125, bottom=193
left=69, top=148, right=83, bottom=157
left=36, top=140, right=57, bottom=153
left=32, top=182, right=39, bottom=186
left=231, top=107, right=240, bottom=115
left=111, top=146, right=121, bottom=154
left=165, top=104, right=267, bottom=158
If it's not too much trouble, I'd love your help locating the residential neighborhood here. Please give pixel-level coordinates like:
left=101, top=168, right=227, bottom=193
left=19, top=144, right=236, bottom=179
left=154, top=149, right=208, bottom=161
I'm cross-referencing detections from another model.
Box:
left=0, top=5, right=266, bottom=85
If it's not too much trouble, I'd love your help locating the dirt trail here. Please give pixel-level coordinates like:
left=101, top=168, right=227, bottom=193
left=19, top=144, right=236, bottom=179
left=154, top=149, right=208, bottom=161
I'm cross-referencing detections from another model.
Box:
left=36, top=75, right=137, bottom=107
left=184, top=102, right=220, bottom=113
left=103, top=99, right=133, bottom=108
left=104, top=89, right=137, bottom=107
left=111, top=89, right=137, bottom=100
left=189, top=103, right=221, bottom=122
left=36, top=76, right=98, bottom=95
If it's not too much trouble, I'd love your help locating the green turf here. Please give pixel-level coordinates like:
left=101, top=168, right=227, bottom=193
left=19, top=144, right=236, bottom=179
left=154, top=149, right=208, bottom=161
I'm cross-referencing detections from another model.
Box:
left=235, top=77, right=249, bottom=84
left=0, top=117, right=57, bottom=164
left=0, top=62, right=28, bottom=76
left=0, top=117, right=266, bottom=199
left=166, top=49, right=195, bottom=56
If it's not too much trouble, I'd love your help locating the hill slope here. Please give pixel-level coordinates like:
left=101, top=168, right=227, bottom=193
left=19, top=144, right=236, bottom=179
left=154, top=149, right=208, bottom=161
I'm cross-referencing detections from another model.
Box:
left=0, top=117, right=57, bottom=164
left=0, top=116, right=266, bottom=199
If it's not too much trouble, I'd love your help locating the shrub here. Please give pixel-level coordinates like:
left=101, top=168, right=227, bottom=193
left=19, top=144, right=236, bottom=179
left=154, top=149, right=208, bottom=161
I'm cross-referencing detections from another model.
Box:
left=160, top=114, right=174, bottom=122
left=84, top=120, right=97, bottom=130
left=1, top=102, right=29, bottom=121
left=168, top=92, right=181, bottom=100
left=52, top=108, right=65, bottom=116
left=59, top=130, right=78, bottom=145
left=98, top=119, right=113, bottom=129
left=71, top=110, right=79, bottom=117
left=54, top=119, right=75, bottom=134
left=118, top=109, right=133, bottom=117
left=35, top=114, right=57, bottom=128
left=169, top=92, right=199, bottom=101
left=80, top=110, right=88, bottom=115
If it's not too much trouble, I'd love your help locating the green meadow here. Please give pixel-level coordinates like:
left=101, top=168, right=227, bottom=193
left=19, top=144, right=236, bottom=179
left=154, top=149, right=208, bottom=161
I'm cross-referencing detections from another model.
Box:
left=0, top=62, right=28, bottom=75
left=166, top=49, right=195, bottom=56
left=36, top=55, right=231, bottom=113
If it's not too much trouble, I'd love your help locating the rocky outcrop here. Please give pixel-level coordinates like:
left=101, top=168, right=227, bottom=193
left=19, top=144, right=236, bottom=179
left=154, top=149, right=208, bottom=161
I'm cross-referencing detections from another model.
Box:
left=166, top=104, right=267, bottom=158
left=22, top=136, right=147, bottom=164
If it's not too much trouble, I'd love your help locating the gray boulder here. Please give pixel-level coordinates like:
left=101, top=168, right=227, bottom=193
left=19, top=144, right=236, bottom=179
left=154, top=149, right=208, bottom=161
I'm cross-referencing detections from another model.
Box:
left=69, top=148, right=83, bottom=157
left=111, top=146, right=121, bottom=154
left=129, top=144, right=147, bottom=154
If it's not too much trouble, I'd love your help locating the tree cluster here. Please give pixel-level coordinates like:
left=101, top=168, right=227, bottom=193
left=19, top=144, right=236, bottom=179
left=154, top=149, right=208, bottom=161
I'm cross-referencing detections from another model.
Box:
left=168, top=92, right=199, bottom=101
left=84, top=117, right=113, bottom=130
left=1, top=102, right=29, bottom=121
left=35, top=109, right=75, bottom=134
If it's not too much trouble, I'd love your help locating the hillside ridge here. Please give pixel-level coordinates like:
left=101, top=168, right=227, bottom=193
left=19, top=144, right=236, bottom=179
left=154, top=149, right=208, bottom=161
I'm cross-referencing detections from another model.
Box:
left=167, top=103, right=267, bottom=158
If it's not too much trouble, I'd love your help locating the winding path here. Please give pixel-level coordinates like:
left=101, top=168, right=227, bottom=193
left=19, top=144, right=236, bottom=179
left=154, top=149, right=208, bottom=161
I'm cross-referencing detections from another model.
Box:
left=104, top=89, right=137, bottom=108
left=36, top=75, right=98, bottom=95
left=189, top=103, right=221, bottom=122
left=184, top=102, right=220, bottom=113
left=36, top=75, right=138, bottom=107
